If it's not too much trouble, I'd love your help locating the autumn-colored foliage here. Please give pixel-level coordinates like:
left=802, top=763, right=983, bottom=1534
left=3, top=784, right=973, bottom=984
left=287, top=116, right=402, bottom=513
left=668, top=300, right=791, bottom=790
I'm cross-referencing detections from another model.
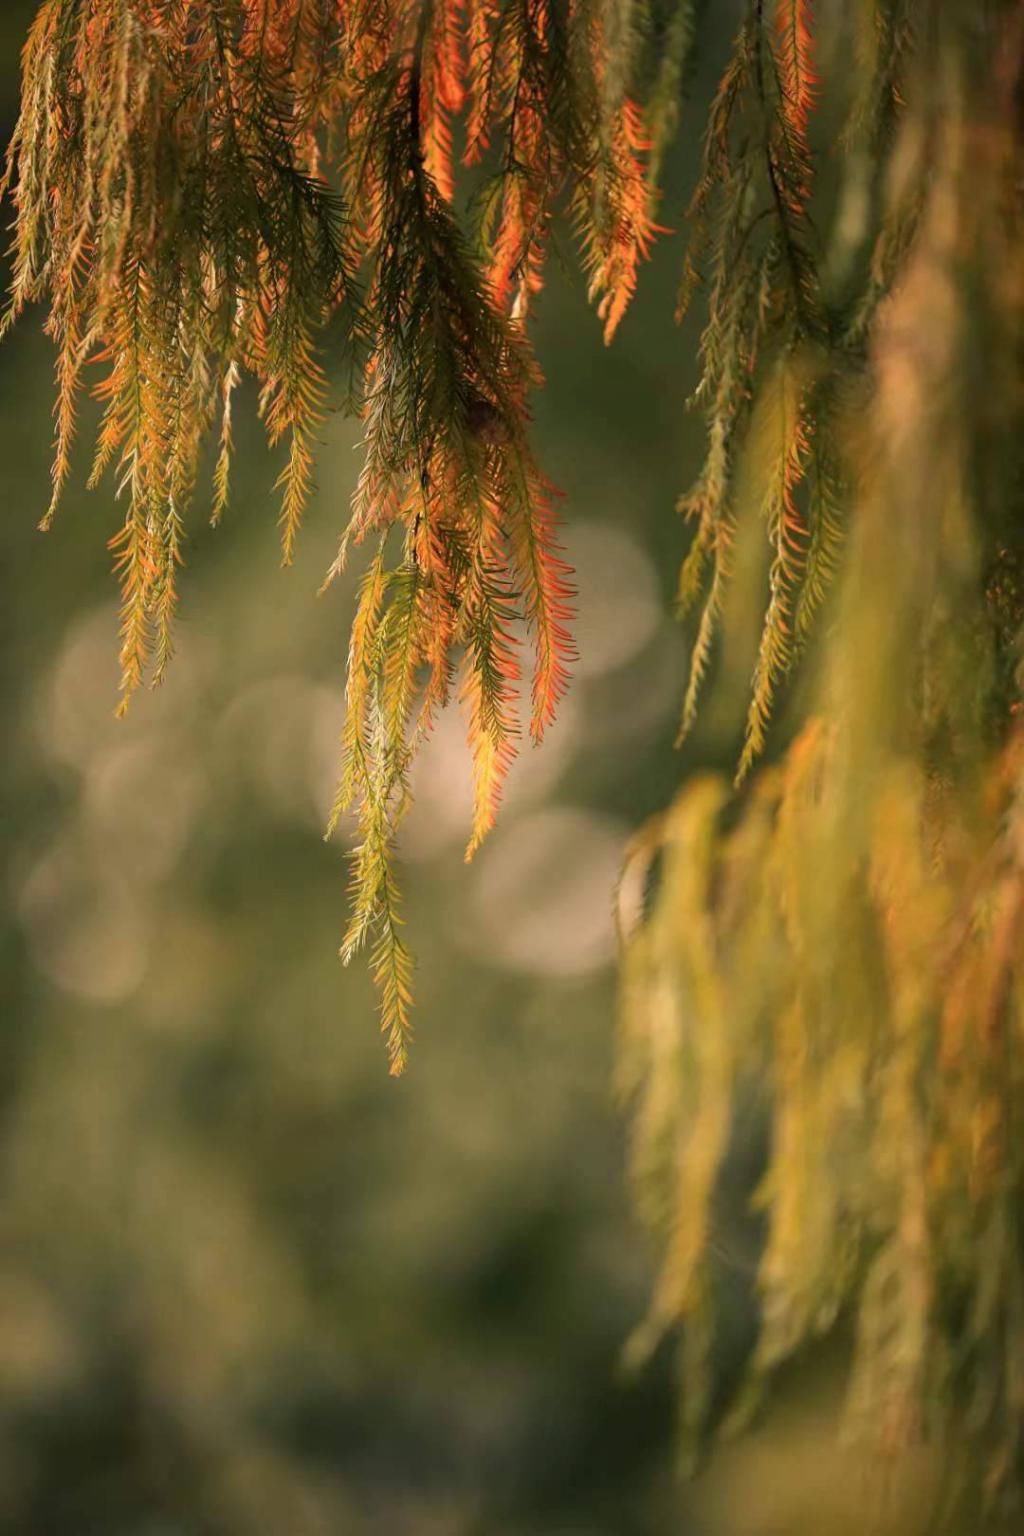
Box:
left=6, top=0, right=1024, bottom=1515
left=2, top=0, right=643, bottom=1065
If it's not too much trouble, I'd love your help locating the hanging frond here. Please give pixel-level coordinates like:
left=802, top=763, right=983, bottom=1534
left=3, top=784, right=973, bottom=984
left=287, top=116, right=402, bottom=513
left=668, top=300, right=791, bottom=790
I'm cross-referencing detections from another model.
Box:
left=461, top=552, right=522, bottom=857
left=642, top=0, right=701, bottom=185
left=737, top=350, right=813, bottom=778
left=581, top=95, right=659, bottom=344
left=772, top=0, right=816, bottom=161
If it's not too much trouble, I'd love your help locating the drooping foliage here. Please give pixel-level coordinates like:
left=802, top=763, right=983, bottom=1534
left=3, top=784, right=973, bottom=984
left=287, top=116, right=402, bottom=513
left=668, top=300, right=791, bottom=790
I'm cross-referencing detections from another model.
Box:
left=618, top=0, right=1024, bottom=1512
left=2, top=0, right=643, bottom=1069
left=6, top=0, right=1024, bottom=1512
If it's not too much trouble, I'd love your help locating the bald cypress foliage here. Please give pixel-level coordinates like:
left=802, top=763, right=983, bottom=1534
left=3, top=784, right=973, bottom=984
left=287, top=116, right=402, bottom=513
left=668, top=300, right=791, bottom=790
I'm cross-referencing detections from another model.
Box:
left=6, top=3, right=1024, bottom=1507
